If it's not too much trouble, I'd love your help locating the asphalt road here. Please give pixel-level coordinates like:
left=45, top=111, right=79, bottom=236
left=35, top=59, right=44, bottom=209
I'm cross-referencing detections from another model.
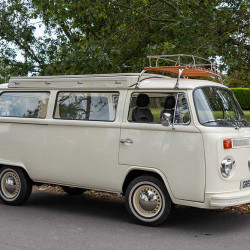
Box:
left=0, top=191, right=249, bottom=250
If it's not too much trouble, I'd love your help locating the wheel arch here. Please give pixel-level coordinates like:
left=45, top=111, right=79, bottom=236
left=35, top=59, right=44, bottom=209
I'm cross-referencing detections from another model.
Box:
left=122, top=167, right=174, bottom=201
left=0, top=163, right=32, bottom=182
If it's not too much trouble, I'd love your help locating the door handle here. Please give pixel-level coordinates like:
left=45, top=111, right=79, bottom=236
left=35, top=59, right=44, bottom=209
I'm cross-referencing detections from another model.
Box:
left=120, top=138, right=133, bottom=144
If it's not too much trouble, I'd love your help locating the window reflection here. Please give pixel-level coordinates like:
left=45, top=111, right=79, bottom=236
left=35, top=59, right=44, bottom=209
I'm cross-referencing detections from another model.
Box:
left=194, top=87, right=249, bottom=127
left=55, top=92, right=119, bottom=121
left=0, top=92, right=49, bottom=118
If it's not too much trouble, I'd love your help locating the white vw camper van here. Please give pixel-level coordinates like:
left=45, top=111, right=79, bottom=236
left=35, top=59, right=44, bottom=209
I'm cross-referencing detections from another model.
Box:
left=0, top=55, right=249, bottom=226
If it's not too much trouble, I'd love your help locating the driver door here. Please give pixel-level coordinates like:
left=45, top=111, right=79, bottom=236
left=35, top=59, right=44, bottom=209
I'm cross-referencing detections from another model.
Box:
left=119, top=90, right=206, bottom=202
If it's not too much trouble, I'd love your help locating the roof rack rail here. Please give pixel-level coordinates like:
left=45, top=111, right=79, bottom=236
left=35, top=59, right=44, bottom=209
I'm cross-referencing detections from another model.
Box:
left=136, top=54, right=222, bottom=89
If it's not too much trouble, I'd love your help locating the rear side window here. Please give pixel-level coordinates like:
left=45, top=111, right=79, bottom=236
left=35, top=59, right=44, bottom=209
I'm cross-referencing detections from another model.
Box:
left=0, top=92, right=50, bottom=118
left=54, top=92, right=119, bottom=121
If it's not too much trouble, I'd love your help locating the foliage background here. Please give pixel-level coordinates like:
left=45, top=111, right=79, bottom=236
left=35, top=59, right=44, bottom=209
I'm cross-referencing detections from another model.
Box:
left=232, top=88, right=250, bottom=110
left=0, top=0, right=249, bottom=86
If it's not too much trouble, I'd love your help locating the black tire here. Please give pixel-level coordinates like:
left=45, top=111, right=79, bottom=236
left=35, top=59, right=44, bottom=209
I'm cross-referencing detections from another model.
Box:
left=125, top=175, right=173, bottom=227
left=0, top=167, right=32, bottom=206
left=62, top=186, right=85, bottom=196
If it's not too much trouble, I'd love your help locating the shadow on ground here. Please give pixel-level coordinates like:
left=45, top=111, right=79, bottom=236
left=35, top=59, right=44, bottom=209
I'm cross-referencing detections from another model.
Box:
left=18, top=191, right=249, bottom=235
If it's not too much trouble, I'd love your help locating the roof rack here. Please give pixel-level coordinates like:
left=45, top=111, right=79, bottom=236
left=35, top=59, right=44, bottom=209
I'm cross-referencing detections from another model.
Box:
left=136, top=54, right=222, bottom=89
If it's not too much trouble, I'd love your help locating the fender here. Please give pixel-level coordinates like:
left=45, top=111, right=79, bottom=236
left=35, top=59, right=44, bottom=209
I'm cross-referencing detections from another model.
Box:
left=0, top=159, right=29, bottom=175
left=122, top=166, right=176, bottom=201
left=122, top=166, right=209, bottom=208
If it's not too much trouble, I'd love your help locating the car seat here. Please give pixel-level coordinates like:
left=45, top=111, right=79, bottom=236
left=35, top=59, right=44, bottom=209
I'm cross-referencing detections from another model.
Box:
left=132, top=94, right=154, bottom=123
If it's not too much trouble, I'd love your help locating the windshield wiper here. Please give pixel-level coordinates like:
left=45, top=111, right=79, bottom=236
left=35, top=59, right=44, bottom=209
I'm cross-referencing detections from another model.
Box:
left=202, top=119, right=230, bottom=125
left=234, top=119, right=248, bottom=123
left=231, top=119, right=250, bottom=127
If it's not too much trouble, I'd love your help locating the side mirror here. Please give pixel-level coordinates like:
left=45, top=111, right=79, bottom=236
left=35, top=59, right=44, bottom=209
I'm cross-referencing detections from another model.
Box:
left=162, top=113, right=172, bottom=127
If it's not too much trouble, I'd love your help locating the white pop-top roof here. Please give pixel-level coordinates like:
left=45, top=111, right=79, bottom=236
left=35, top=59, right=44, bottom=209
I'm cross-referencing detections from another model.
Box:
left=0, top=73, right=225, bottom=90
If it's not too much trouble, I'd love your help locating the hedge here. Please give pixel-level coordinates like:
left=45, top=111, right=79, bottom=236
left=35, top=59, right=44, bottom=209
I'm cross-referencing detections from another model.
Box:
left=231, top=88, right=250, bottom=110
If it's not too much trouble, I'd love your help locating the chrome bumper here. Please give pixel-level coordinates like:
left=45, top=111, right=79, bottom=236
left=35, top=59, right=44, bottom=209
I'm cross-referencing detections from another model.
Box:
left=210, top=189, right=250, bottom=207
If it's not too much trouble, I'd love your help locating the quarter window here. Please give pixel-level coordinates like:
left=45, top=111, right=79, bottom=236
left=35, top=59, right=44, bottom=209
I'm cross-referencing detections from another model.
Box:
left=0, top=92, right=49, bottom=118
left=174, top=93, right=191, bottom=124
left=54, top=92, right=119, bottom=121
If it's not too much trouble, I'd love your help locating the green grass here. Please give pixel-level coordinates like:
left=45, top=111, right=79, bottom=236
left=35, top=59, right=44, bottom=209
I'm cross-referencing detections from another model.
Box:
left=244, top=111, right=250, bottom=122
left=151, top=108, right=161, bottom=122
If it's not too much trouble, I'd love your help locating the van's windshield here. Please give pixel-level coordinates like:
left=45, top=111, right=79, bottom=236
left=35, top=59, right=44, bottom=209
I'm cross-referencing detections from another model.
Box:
left=194, top=87, right=250, bottom=127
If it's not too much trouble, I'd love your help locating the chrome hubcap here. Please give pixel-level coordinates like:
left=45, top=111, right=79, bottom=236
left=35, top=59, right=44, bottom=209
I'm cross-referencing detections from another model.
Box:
left=5, top=176, right=17, bottom=194
left=1, top=171, right=20, bottom=200
left=133, top=185, right=162, bottom=218
left=139, top=190, right=158, bottom=212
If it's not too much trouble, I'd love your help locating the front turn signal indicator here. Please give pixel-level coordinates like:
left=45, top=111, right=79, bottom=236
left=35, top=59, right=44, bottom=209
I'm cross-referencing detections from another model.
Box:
left=223, top=139, right=232, bottom=149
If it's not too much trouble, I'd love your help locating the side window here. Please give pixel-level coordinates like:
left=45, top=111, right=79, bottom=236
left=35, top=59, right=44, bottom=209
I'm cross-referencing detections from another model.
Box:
left=128, top=92, right=190, bottom=125
left=128, top=92, right=178, bottom=123
left=54, top=92, right=119, bottom=121
left=174, top=93, right=191, bottom=125
left=0, top=92, right=49, bottom=118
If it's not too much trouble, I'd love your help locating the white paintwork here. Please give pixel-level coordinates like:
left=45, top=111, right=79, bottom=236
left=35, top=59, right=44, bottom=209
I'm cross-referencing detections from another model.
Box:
left=4, top=74, right=222, bottom=90
left=119, top=90, right=205, bottom=202
left=210, top=189, right=250, bottom=207
left=0, top=73, right=250, bottom=209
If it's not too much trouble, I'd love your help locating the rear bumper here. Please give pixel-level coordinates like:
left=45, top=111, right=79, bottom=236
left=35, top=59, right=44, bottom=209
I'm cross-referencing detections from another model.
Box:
left=209, top=189, right=250, bottom=208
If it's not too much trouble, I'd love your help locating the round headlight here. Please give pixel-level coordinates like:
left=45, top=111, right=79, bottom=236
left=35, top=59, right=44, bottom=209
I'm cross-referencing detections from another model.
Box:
left=221, top=158, right=235, bottom=178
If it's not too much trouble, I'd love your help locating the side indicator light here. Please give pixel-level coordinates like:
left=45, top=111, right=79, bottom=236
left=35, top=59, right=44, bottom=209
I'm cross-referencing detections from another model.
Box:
left=223, top=139, right=232, bottom=149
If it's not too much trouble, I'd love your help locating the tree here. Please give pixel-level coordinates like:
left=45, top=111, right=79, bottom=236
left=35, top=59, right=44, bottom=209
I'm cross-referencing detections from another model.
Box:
left=0, top=0, right=249, bottom=86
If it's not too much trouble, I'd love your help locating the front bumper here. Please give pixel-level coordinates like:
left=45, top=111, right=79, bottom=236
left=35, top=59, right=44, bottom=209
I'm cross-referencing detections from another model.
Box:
left=210, top=189, right=250, bottom=208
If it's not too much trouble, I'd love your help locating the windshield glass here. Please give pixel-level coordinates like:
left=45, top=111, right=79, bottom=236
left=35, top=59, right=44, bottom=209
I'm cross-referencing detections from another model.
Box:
left=194, top=87, right=250, bottom=127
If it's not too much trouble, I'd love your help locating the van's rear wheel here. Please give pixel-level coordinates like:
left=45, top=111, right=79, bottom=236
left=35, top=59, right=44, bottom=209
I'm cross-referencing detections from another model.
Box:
left=0, top=167, right=32, bottom=206
left=125, top=176, right=172, bottom=226
left=62, top=186, right=85, bottom=196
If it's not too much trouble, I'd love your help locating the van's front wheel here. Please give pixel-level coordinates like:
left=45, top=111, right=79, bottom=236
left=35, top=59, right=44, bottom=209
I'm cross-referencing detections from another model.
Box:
left=0, top=167, right=32, bottom=206
left=125, top=176, right=172, bottom=226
